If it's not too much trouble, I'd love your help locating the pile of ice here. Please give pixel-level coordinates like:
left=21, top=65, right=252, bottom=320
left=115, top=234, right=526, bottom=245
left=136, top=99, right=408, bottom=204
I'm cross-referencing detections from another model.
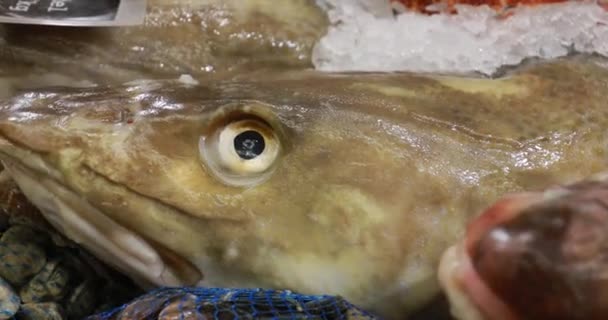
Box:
left=313, top=0, right=608, bottom=76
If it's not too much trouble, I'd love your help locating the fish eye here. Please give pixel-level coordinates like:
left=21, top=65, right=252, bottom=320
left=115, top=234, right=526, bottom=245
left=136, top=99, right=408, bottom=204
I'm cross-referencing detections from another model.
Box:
left=199, top=117, right=281, bottom=187
left=233, top=130, right=265, bottom=160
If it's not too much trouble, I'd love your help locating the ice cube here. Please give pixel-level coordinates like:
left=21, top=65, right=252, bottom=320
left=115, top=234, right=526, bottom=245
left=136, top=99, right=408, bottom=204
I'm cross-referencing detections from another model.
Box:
left=312, top=0, right=608, bottom=76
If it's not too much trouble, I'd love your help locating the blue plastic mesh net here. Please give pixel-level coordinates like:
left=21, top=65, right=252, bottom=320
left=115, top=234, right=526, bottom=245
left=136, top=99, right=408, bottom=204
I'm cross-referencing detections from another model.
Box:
left=86, top=287, right=380, bottom=320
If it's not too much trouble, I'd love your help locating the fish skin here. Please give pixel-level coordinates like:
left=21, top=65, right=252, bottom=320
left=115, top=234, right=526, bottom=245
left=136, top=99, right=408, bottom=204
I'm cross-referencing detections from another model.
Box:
left=0, top=0, right=329, bottom=84
left=0, top=59, right=606, bottom=319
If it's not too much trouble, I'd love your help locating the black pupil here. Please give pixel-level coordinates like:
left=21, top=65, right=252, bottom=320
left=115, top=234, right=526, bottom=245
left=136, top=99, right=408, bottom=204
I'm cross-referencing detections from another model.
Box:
left=234, top=130, right=265, bottom=160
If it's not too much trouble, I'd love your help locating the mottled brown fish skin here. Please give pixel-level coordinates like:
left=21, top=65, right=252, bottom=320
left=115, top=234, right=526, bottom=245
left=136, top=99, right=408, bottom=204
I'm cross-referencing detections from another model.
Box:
left=0, top=0, right=328, bottom=84
left=0, top=59, right=606, bottom=319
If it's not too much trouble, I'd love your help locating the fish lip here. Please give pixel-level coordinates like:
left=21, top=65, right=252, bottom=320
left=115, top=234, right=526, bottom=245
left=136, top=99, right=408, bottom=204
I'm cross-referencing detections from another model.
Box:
left=440, top=191, right=561, bottom=320
left=439, top=241, right=518, bottom=320
left=0, top=143, right=200, bottom=288
left=438, top=193, right=546, bottom=320
left=463, top=181, right=608, bottom=320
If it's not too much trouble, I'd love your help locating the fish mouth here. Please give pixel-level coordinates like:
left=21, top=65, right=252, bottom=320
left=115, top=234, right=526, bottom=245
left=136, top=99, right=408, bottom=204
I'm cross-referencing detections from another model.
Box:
left=438, top=194, right=539, bottom=320
left=0, top=139, right=203, bottom=289
left=441, top=178, right=608, bottom=320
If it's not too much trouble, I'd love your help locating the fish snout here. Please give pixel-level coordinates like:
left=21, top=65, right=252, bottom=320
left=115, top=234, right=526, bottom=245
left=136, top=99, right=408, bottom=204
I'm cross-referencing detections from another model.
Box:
left=440, top=177, right=608, bottom=320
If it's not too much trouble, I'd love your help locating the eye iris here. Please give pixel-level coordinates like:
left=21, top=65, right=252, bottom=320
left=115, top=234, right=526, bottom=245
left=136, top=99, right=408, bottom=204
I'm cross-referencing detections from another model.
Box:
left=233, top=130, right=265, bottom=160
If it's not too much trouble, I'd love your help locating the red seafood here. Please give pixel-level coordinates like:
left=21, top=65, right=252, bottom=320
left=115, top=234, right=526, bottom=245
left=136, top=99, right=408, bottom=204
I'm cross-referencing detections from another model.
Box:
left=390, top=0, right=605, bottom=15
left=439, top=174, right=608, bottom=320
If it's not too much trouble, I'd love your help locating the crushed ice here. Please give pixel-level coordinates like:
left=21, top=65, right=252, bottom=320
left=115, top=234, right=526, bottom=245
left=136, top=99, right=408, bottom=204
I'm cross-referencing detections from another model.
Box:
left=313, top=0, right=608, bottom=75
left=178, top=74, right=199, bottom=85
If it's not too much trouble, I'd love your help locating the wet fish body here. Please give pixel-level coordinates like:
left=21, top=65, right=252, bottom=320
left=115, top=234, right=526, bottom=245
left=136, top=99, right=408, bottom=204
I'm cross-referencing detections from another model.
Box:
left=0, top=60, right=606, bottom=319
left=0, top=0, right=328, bottom=95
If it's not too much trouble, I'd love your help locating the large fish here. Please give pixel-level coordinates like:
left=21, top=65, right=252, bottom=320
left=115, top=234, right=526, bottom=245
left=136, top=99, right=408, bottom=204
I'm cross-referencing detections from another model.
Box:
left=0, top=58, right=606, bottom=318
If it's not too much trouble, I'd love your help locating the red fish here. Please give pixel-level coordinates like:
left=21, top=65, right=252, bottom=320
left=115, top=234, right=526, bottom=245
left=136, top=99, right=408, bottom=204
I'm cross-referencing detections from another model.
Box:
left=439, top=173, right=608, bottom=319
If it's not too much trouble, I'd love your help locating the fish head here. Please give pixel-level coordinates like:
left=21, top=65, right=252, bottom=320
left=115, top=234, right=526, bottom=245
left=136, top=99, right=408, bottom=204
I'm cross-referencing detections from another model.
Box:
left=0, top=74, right=464, bottom=316
left=0, top=61, right=605, bottom=318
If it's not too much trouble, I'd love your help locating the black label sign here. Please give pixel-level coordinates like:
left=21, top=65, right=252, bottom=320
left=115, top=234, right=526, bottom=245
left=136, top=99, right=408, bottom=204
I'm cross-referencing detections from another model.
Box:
left=1, top=0, right=120, bottom=20
left=0, top=0, right=145, bottom=26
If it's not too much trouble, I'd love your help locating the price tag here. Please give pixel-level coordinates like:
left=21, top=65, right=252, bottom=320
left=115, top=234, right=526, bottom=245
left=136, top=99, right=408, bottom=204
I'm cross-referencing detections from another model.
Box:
left=0, top=0, right=146, bottom=26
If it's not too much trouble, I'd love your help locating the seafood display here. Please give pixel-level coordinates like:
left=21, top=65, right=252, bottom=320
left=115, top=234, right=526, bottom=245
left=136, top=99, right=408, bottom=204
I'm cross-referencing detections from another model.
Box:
left=0, top=178, right=141, bottom=319
left=0, top=57, right=607, bottom=319
left=1, top=0, right=608, bottom=319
